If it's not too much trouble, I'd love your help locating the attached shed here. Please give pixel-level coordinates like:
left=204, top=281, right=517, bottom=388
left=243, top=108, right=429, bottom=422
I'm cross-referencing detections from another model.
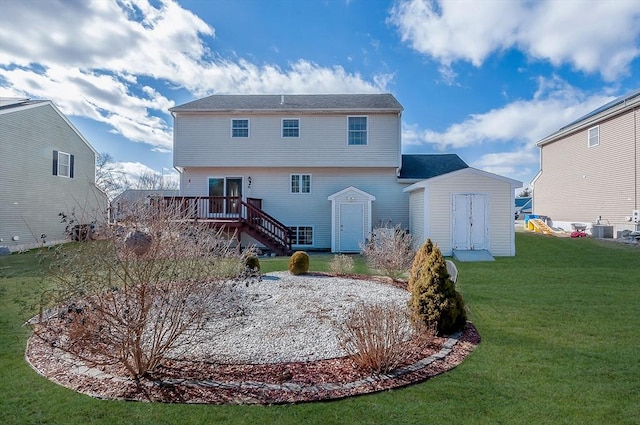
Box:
left=404, top=168, right=522, bottom=258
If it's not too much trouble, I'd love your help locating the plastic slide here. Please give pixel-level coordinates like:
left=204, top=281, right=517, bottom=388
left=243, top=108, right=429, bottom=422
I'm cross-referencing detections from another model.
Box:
left=527, top=218, right=555, bottom=235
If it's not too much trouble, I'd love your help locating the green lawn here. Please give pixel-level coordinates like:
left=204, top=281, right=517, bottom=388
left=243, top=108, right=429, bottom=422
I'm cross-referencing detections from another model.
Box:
left=1, top=233, right=638, bottom=424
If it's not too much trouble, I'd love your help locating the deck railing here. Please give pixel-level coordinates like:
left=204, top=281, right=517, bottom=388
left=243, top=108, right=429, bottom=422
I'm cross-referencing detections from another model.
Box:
left=151, top=196, right=291, bottom=253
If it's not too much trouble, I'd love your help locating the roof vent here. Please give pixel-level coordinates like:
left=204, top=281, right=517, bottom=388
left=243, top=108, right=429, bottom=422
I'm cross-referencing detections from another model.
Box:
left=280, top=95, right=284, bottom=105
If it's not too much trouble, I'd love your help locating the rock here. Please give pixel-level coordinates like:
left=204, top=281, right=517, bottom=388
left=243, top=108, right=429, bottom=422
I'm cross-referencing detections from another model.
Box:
left=124, top=230, right=153, bottom=256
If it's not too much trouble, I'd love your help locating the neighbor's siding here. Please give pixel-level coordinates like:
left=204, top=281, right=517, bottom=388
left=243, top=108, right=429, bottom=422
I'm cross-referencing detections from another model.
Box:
left=180, top=167, right=409, bottom=250
left=0, top=104, right=106, bottom=251
left=173, top=113, right=400, bottom=168
left=534, top=107, right=638, bottom=233
left=425, top=173, right=513, bottom=256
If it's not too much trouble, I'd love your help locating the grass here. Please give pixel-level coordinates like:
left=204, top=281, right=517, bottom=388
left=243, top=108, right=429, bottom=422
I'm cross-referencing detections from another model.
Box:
left=1, top=234, right=639, bottom=424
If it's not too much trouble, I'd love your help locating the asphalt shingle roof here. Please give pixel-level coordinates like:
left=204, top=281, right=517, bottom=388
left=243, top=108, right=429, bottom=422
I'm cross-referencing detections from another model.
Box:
left=399, top=154, right=468, bottom=179
left=170, top=93, right=403, bottom=112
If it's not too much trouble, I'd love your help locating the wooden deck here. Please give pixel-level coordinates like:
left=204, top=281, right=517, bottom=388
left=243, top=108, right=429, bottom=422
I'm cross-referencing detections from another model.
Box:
left=151, top=196, right=292, bottom=255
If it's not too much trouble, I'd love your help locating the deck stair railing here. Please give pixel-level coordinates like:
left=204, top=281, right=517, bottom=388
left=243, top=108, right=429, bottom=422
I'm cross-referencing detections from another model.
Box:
left=151, top=196, right=292, bottom=255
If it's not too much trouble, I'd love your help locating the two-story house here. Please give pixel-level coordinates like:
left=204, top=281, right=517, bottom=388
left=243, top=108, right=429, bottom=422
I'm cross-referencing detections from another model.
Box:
left=168, top=94, right=521, bottom=258
left=532, top=89, right=640, bottom=236
left=0, top=98, right=108, bottom=252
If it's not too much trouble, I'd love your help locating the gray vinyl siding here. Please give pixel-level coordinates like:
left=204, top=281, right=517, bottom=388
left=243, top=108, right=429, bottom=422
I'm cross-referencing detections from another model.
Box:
left=408, top=188, right=425, bottom=248
left=534, top=107, right=639, bottom=233
left=0, top=104, right=107, bottom=251
left=173, top=113, right=400, bottom=168
left=180, top=167, right=409, bottom=250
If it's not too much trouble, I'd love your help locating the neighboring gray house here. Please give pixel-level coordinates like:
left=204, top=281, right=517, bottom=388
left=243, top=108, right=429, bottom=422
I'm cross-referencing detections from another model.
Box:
left=111, top=189, right=179, bottom=222
left=0, top=98, right=107, bottom=252
left=168, top=93, right=521, bottom=257
left=532, top=89, right=640, bottom=235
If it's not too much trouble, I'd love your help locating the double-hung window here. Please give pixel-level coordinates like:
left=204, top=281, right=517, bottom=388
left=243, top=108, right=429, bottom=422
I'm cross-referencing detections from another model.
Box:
left=231, top=119, right=249, bottom=138
left=348, top=116, right=367, bottom=145
left=53, top=150, right=73, bottom=178
left=282, top=119, right=299, bottom=138
left=588, top=125, right=599, bottom=148
left=291, top=174, right=311, bottom=194
left=288, top=226, right=313, bottom=246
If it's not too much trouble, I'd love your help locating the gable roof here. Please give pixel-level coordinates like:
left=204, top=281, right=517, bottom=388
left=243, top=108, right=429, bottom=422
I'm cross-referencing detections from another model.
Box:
left=403, top=167, right=522, bottom=193
left=537, top=88, right=640, bottom=147
left=398, top=154, right=468, bottom=180
left=170, top=93, right=403, bottom=113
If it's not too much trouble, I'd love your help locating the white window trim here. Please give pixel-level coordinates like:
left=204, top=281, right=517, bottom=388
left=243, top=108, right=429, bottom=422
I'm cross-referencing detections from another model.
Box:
left=290, top=174, right=312, bottom=194
left=288, top=225, right=314, bottom=246
left=231, top=118, right=250, bottom=138
left=281, top=118, right=300, bottom=138
left=588, top=125, right=599, bottom=148
left=58, top=151, right=71, bottom=178
left=347, top=115, right=368, bottom=146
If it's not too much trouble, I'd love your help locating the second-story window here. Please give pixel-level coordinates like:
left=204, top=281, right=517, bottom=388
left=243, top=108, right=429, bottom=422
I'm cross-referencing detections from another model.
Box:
left=232, top=119, right=249, bottom=137
left=282, top=119, right=300, bottom=137
left=291, top=174, right=311, bottom=193
left=53, top=150, right=74, bottom=178
left=348, top=116, right=367, bottom=145
left=588, top=125, right=599, bottom=148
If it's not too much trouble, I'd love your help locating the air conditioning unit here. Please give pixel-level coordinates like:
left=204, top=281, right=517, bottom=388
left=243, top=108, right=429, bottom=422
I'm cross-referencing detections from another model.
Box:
left=633, top=210, right=640, bottom=223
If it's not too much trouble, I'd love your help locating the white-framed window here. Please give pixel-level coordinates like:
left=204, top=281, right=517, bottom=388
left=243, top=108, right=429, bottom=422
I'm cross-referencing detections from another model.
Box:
left=588, top=125, right=599, bottom=148
left=288, top=226, right=313, bottom=246
left=53, top=150, right=73, bottom=178
left=231, top=119, right=249, bottom=137
left=290, top=174, right=311, bottom=194
left=282, top=119, right=300, bottom=138
left=347, top=116, right=367, bottom=145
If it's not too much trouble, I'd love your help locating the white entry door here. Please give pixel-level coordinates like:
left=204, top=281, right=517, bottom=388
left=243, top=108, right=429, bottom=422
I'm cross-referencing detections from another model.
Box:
left=339, top=203, right=364, bottom=252
left=453, top=194, right=488, bottom=250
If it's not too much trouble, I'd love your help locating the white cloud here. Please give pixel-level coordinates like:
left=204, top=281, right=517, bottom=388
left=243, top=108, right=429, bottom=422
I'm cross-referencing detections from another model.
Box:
left=389, top=0, right=640, bottom=81
left=403, top=77, right=614, bottom=150
left=0, top=0, right=389, bottom=153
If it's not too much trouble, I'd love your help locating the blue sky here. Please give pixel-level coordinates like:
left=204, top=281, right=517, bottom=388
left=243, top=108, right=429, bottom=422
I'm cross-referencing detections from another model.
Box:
left=1, top=0, right=639, bottom=191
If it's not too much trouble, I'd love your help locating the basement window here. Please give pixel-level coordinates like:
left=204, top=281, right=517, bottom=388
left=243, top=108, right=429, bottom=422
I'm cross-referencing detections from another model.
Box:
left=288, top=226, right=313, bottom=246
left=588, top=125, right=599, bottom=148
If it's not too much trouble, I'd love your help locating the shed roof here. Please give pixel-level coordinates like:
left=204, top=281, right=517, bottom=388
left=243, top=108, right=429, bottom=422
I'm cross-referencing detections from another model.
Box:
left=398, top=154, right=468, bottom=179
left=170, top=93, right=403, bottom=113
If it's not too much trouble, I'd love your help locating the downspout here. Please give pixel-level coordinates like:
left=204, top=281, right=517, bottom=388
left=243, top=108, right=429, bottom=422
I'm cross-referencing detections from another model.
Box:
left=635, top=106, right=638, bottom=210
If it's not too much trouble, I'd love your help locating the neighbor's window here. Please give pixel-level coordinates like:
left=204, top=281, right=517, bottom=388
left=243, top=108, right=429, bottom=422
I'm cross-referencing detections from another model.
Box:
left=231, top=119, right=249, bottom=137
left=290, top=174, right=311, bottom=193
left=282, top=119, right=300, bottom=137
left=348, top=116, right=367, bottom=145
left=588, top=125, right=599, bottom=147
left=53, top=150, right=73, bottom=178
left=288, top=226, right=313, bottom=245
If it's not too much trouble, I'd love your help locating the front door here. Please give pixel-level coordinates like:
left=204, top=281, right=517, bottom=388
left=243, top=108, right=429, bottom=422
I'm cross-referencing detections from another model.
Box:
left=208, top=177, right=242, bottom=216
left=339, top=203, right=364, bottom=252
left=453, top=194, right=488, bottom=250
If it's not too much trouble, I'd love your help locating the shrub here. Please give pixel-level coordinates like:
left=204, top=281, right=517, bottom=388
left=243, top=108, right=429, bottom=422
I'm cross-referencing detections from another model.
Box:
left=338, top=303, right=414, bottom=373
left=288, top=251, right=310, bottom=275
left=329, top=254, right=354, bottom=276
left=244, top=254, right=261, bottom=273
left=360, top=224, right=414, bottom=281
left=408, top=239, right=466, bottom=336
left=32, top=202, right=255, bottom=379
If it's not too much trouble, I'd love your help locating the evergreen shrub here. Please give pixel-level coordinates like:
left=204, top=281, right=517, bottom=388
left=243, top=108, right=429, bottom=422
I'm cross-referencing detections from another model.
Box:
left=288, top=251, right=310, bottom=275
left=408, top=239, right=466, bottom=335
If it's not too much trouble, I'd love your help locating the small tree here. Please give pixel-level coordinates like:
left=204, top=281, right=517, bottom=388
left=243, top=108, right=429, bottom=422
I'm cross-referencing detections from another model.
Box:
left=360, top=224, right=414, bottom=281
left=408, top=239, right=466, bottom=335
left=32, top=203, right=252, bottom=379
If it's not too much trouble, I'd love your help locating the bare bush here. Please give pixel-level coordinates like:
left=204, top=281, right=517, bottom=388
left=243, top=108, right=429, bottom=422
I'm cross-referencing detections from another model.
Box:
left=329, top=254, right=355, bottom=276
left=338, top=303, right=414, bottom=373
left=33, top=202, right=254, bottom=379
left=360, top=224, right=414, bottom=281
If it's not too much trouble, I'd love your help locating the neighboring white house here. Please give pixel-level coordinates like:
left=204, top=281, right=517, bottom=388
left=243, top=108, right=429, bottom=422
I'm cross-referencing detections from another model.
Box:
left=169, top=93, right=520, bottom=257
left=532, top=89, right=640, bottom=236
left=0, top=98, right=107, bottom=252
